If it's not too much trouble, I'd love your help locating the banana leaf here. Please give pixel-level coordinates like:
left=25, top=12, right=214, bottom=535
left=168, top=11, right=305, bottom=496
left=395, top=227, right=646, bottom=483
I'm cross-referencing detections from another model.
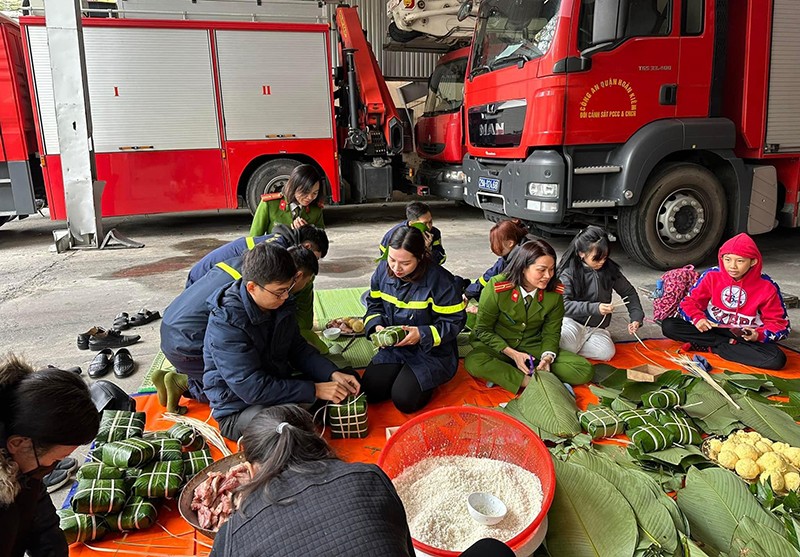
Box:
left=546, top=458, right=638, bottom=557
left=133, top=460, right=184, bottom=499
left=642, top=389, right=684, bottom=409
left=681, top=537, right=712, bottom=557
left=96, top=410, right=146, bottom=443
left=630, top=424, right=675, bottom=453
left=148, top=438, right=183, bottom=462
left=183, top=448, right=214, bottom=479
left=657, top=412, right=702, bottom=445
left=579, top=408, right=624, bottom=439
left=167, top=423, right=205, bottom=450
left=71, top=479, right=129, bottom=515
left=682, top=381, right=741, bottom=436
left=370, top=325, right=407, bottom=348
left=76, top=463, right=123, bottom=481
left=100, top=437, right=156, bottom=468
left=728, top=515, right=800, bottom=557
left=592, top=363, right=622, bottom=384
left=57, top=509, right=108, bottom=545
left=731, top=393, right=800, bottom=447
left=106, top=496, right=159, bottom=532
left=502, top=370, right=580, bottom=440
left=569, top=451, right=680, bottom=556
left=677, top=467, right=784, bottom=554
left=620, top=371, right=690, bottom=403
left=620, top=409, right=663, bottom=430
left=611, top=397, right=637, bottom=413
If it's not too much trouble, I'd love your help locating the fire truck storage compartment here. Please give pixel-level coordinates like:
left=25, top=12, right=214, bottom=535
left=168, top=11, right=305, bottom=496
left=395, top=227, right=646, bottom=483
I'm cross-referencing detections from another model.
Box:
left=26, top=26, right=220, bottom=154
left=766, top=0, right=800, bottom=153
left=214, top=30, right=333, bottom=141
left=343, top=160, right=392, bottom=204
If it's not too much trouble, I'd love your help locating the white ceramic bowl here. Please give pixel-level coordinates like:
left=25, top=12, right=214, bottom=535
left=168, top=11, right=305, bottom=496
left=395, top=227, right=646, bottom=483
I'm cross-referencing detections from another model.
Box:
left=467, top=492, right=508, bottom=526
left=323, top=327, right=341, bottom=340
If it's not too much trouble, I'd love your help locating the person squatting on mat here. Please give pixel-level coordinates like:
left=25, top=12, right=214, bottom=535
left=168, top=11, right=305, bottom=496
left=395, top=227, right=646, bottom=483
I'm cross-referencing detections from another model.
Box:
left=249, top=164, right=325, bottom=237
left=201, top=243, right=360, bottom=441
left=160, top=245, right=323, bottom=413
left=556, top=226, right=645, bottom=361
left=0, top=355, right=100, bottom=557
left=362, top=226, right=467, bottom=414
left=465, top=239, right=593, bottom=393
left=661, top=233, right=790, bottom=370
left=209, top=405, right=516, bottom=557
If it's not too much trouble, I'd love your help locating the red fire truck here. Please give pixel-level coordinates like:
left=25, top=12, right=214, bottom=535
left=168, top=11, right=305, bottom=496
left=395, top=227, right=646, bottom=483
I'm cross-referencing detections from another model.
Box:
left=461, top=0, right=797, bottom=269
left=415, top=46, right=469, bottom=201
left=0, top=3, right=405, bottom=228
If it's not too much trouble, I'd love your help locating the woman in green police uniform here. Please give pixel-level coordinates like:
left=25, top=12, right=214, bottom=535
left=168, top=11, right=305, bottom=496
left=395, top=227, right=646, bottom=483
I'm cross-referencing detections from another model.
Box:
left=249, top=164, right=326, bottom=236
left=465, top=239, right=593, bottom=393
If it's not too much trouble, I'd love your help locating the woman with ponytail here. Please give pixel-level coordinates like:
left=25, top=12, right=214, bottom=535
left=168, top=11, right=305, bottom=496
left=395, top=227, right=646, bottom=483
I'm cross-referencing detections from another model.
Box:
left=211, top=405, right=516, bottom=557
left=464, top=219, right=531, bottom=305
left=211, top=405, right=415, bottom=556
left=0, top=354, right=100, bottom=557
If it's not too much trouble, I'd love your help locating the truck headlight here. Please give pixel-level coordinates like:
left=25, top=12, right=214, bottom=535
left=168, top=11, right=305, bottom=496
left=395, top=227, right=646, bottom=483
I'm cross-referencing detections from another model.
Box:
left=527, top=182, right=558, bottom=198
left=443, top=170, right=466, bottom=183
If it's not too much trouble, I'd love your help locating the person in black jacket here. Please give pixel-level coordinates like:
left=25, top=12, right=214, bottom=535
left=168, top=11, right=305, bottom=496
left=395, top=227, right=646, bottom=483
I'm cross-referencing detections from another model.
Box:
left=211, top=405, right=516, bottom=557
left=556, top=226, right=645, bottom=361
left=202, top=243, right=360, bottom=441
left=0, top=355, right=100, bottom=557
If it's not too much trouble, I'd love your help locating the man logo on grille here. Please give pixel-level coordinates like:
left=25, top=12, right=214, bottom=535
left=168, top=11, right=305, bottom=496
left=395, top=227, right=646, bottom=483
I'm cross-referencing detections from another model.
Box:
left=721, top=285, right=747, bottom=309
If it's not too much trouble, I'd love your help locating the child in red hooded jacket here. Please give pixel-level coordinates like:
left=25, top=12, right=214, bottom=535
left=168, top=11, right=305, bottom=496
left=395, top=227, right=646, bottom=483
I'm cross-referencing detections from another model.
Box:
left=661, top=233, right=790, bottom=370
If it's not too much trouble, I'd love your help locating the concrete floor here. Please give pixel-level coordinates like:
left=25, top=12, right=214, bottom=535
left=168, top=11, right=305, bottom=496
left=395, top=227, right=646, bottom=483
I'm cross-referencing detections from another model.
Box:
left=2, top=201, right=800, bottom=506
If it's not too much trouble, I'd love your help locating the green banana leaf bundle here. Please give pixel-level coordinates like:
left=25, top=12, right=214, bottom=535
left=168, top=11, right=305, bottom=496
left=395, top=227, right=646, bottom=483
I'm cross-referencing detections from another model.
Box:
left=71, top=479, right=129, bottom=515
left=167, top=423, right=206, bottom=451
left=642, top=388, right=684, bottom=409
left=57, top=509, right=109, bottom=545
left=96, top=410, right=146, bottom=444
left=578, top=407, right=624, bottom=439
left=618, top=408, right=662, bottom=430
left=148, top=438, right=183, bottom=462
left=76, top=463, right=124, bottom=481
left=629, top=424, right=675, bottom=453
left=133, top=460, right=184, bottom=499
left=100, top=438, right=156, bottom=468
left=106, top=496, right=159, bottom=532
left=658, top=411, right=702, bottom=445
left=370, top=325, right=408, bottom=348
left=183, top=448, right=214, bottom=480
left=142, top=431, right=171, bottom=442
left=328, top=394, right=368, bottom=439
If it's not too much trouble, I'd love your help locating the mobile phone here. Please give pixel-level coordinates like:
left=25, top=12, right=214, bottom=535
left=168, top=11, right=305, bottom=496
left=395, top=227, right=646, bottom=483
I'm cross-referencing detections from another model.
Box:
left=730, top=327, right=748, bottom=339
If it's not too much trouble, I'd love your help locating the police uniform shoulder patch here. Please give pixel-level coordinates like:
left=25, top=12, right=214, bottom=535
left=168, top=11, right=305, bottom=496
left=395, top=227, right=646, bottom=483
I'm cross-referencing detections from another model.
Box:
left=494, top=281, right=514, bottom=293
left=553, top=282, right=565, bottom=295
left=260, top=192, right=283, bottom=202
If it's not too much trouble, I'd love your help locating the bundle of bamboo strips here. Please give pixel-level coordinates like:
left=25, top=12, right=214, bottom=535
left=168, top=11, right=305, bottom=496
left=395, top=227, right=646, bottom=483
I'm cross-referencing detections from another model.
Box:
left=665, top=353, right=741, bottom=410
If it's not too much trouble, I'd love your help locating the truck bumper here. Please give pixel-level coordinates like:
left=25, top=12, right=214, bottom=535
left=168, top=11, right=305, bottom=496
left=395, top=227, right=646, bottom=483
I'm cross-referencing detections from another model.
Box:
left=463, top=150, right=566, bottom=224
left=416, top=161, right=466, bottom=201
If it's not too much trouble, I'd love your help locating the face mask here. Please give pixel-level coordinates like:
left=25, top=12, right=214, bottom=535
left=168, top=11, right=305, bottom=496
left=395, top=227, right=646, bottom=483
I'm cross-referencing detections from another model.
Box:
left=26, top=440, right=58, bottom=480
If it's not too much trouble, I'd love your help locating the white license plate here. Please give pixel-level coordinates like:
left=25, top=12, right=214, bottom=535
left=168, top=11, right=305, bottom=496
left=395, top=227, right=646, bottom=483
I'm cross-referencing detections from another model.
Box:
left=478, top=177, right=501, bottom=193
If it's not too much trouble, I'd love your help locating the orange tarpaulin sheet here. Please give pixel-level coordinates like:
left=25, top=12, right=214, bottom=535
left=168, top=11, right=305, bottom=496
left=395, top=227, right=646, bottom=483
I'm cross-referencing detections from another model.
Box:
left=68, top=339, right=800, bottom=556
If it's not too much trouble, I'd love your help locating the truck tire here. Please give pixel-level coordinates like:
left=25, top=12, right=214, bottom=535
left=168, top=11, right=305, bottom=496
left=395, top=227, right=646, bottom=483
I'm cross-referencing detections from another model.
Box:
left=245, top=158, right=303, bottom=215
left=0, top=216, right=9, bottom=228
left=618, top=163, right=727, bottom=270
left=388, top=22, right=422, bottom=43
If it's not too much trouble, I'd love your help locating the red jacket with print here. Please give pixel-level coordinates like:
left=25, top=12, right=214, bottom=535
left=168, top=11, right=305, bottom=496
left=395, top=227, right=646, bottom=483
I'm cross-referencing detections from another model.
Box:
left=679, top=234, right=790, bottom=342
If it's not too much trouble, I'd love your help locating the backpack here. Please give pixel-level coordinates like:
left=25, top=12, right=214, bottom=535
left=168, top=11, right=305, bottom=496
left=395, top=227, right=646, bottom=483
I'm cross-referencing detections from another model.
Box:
left=651, top=265, right=700, bottom=322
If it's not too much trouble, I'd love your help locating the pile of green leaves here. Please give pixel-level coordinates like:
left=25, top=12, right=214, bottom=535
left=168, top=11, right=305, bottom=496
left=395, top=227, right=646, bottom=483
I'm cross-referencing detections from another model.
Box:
left=546, top=449, right=687, bottom=557
left=677, top=467, right=800, bottom=556
left=501, top=370, right=581, bottom=442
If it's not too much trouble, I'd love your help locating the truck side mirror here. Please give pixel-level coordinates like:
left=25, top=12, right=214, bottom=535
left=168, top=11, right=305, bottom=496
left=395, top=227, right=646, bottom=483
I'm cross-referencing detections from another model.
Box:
left=457, top=0, right=473, bottom=22
left=591, top=0, right=628, bottom=44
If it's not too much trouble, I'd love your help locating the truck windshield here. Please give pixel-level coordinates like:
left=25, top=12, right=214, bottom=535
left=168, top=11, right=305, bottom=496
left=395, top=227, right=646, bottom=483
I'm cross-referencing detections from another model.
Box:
left=471, top=0, right=561, bottom=76
left=424, top=57, right=468, bottom=115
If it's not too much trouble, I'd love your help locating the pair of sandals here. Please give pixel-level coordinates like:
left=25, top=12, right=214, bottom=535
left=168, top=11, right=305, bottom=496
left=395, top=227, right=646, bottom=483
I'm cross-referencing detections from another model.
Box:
left=89, top=348, right=135, bottom=379
left=113, top=309, right=161, bottom=330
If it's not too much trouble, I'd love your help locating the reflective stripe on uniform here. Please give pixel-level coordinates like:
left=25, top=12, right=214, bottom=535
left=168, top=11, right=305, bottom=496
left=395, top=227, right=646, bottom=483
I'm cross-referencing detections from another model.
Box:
left=479, top=276, right=488, bottom=286
left=364, top=314, right=381, bottom=325
left=245, top=237, right=256, bottom=250
left=432, top=240, right=441, bottom=246
left=379, top=244, right=387, bottom=253
left=429, top=325, right=442, bottom=346
left=369, top=290, right=465, bottom=314
left=215, top=262, right=242, bottom=280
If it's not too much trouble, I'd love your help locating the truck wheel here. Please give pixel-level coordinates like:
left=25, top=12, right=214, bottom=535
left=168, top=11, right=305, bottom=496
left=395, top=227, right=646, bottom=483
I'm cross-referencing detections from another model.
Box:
left=388, top=22, right=422, bottom=43
left=618, top=163, right=727, bottom=270
left=245, top=158, right=303, bottom=215
left=0, top=216, right=9, bottom=228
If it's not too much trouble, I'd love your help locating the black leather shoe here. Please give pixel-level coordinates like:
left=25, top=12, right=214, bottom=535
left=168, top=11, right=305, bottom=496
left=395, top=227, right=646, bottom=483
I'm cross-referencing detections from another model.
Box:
left=113, top=348, right=136, bottom=378
left=88, top=348, right=114, bottom=378
left=77, top=326, right=106, bottom=350
left=88, top=329, right=140, bottom=351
